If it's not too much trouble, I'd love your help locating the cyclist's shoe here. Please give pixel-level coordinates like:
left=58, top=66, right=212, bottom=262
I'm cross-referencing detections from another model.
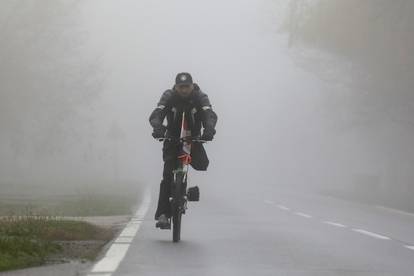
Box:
left=156, top=214, right=171, bottom=229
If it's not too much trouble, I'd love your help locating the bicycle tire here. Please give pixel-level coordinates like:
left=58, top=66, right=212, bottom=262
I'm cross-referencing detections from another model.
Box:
left=172, top=173, right=184, bottom=242
left=172, top=212, right=181, bottom=242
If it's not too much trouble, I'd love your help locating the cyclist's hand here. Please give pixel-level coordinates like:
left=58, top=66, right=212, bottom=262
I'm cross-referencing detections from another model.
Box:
left=201, top=128, right=215, bottom=141
left=152, top=126, right=166, bottom=139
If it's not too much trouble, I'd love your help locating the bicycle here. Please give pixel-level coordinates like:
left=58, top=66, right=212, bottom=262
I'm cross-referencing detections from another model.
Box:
left=156, top=112, right=207, bottom=242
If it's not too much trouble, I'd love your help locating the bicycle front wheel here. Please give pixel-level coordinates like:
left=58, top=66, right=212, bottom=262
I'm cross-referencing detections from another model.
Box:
left=172, top=211, right=181, bottom=242
left=172, top=173, right=184, bottom=242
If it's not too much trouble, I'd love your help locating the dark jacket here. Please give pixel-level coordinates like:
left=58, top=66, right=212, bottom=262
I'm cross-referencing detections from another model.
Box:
left=149, top=84, right=218, bottom=170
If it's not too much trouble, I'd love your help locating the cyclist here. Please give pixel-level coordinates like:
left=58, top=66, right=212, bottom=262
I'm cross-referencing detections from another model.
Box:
left=149, top=72, right=218, bottom=229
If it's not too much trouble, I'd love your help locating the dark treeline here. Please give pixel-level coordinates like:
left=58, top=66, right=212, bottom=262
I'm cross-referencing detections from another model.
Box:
left=287, top=0, right=414, bottom=210
left=0, top=1, right=101, bottom=190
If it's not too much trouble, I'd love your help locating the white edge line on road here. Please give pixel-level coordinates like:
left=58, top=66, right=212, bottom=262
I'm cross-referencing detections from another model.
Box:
left=276, top=205, right=290, bottom=211
left=404, top=245, right=414, bottom=251
left=352, top=229, right=391, bottom=240
left=87, top=188, right=151, bottom=276
left=114, top=237, right=134, bottom=243
left=294, top=212, right=313, bottom=218
left=322, top=221, right=347, bottom=228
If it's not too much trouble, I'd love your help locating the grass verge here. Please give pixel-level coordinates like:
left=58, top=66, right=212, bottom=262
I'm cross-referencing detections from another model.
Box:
left=0, top=193, right=138, bottom=217
left=0, top=216, right=114, bottom=272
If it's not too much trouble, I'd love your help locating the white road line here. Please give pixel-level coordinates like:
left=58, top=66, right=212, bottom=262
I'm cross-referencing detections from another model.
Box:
left=264, top=200, right=275, bottom=205
left=404, top=245, right=414, bottom=251
left=118, top=223, right=141, bottom=237
left=352, top=229, right=391, bottom=240
left=90, top=244, right=130, bottom=273
left=294, top=212, right=313, bottom=218
left=115, top=237, right=134, bottom=243
left=277, top=205, right=290, bottom=211
left=87, top=188, right=151, bottom=276
left=323, top=221, right=347, bottom=228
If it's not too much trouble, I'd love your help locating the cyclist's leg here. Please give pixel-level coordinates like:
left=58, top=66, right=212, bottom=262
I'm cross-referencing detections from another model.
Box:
left=154, top=159, right=175, bottom=220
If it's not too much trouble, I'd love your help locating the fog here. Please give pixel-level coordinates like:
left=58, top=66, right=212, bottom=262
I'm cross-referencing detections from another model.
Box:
left=1, top=0, right=413, bottom=211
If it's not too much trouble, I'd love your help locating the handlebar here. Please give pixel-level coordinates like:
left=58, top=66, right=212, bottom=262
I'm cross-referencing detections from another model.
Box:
left=157, top=137, right=207, bottom=143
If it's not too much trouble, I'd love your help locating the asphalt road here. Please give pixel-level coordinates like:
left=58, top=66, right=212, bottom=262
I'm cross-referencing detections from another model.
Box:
left=92, top=182, right=414, bottom=276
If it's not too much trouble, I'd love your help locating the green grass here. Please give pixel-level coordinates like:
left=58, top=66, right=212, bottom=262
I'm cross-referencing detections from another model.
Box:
left=0, top=236, right=59, bottom=271
left=0, top=184, right=139, bottom=271
left=0, top=217, right=114, bottom=272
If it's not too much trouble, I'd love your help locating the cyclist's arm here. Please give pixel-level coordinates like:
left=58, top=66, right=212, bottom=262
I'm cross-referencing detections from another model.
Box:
left=198, top=92, right=218, bottom=135
left=149, top=90, right=172, bottom=130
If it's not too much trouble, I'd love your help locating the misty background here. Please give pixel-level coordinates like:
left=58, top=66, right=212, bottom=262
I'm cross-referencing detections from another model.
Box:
left=1, top=0, right=413, bottom=211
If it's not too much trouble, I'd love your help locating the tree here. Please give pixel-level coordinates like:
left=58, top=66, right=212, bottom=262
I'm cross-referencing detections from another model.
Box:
left=0, top=0, right=101, bottom=180
left=286, top=0, right=414, bottom=208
